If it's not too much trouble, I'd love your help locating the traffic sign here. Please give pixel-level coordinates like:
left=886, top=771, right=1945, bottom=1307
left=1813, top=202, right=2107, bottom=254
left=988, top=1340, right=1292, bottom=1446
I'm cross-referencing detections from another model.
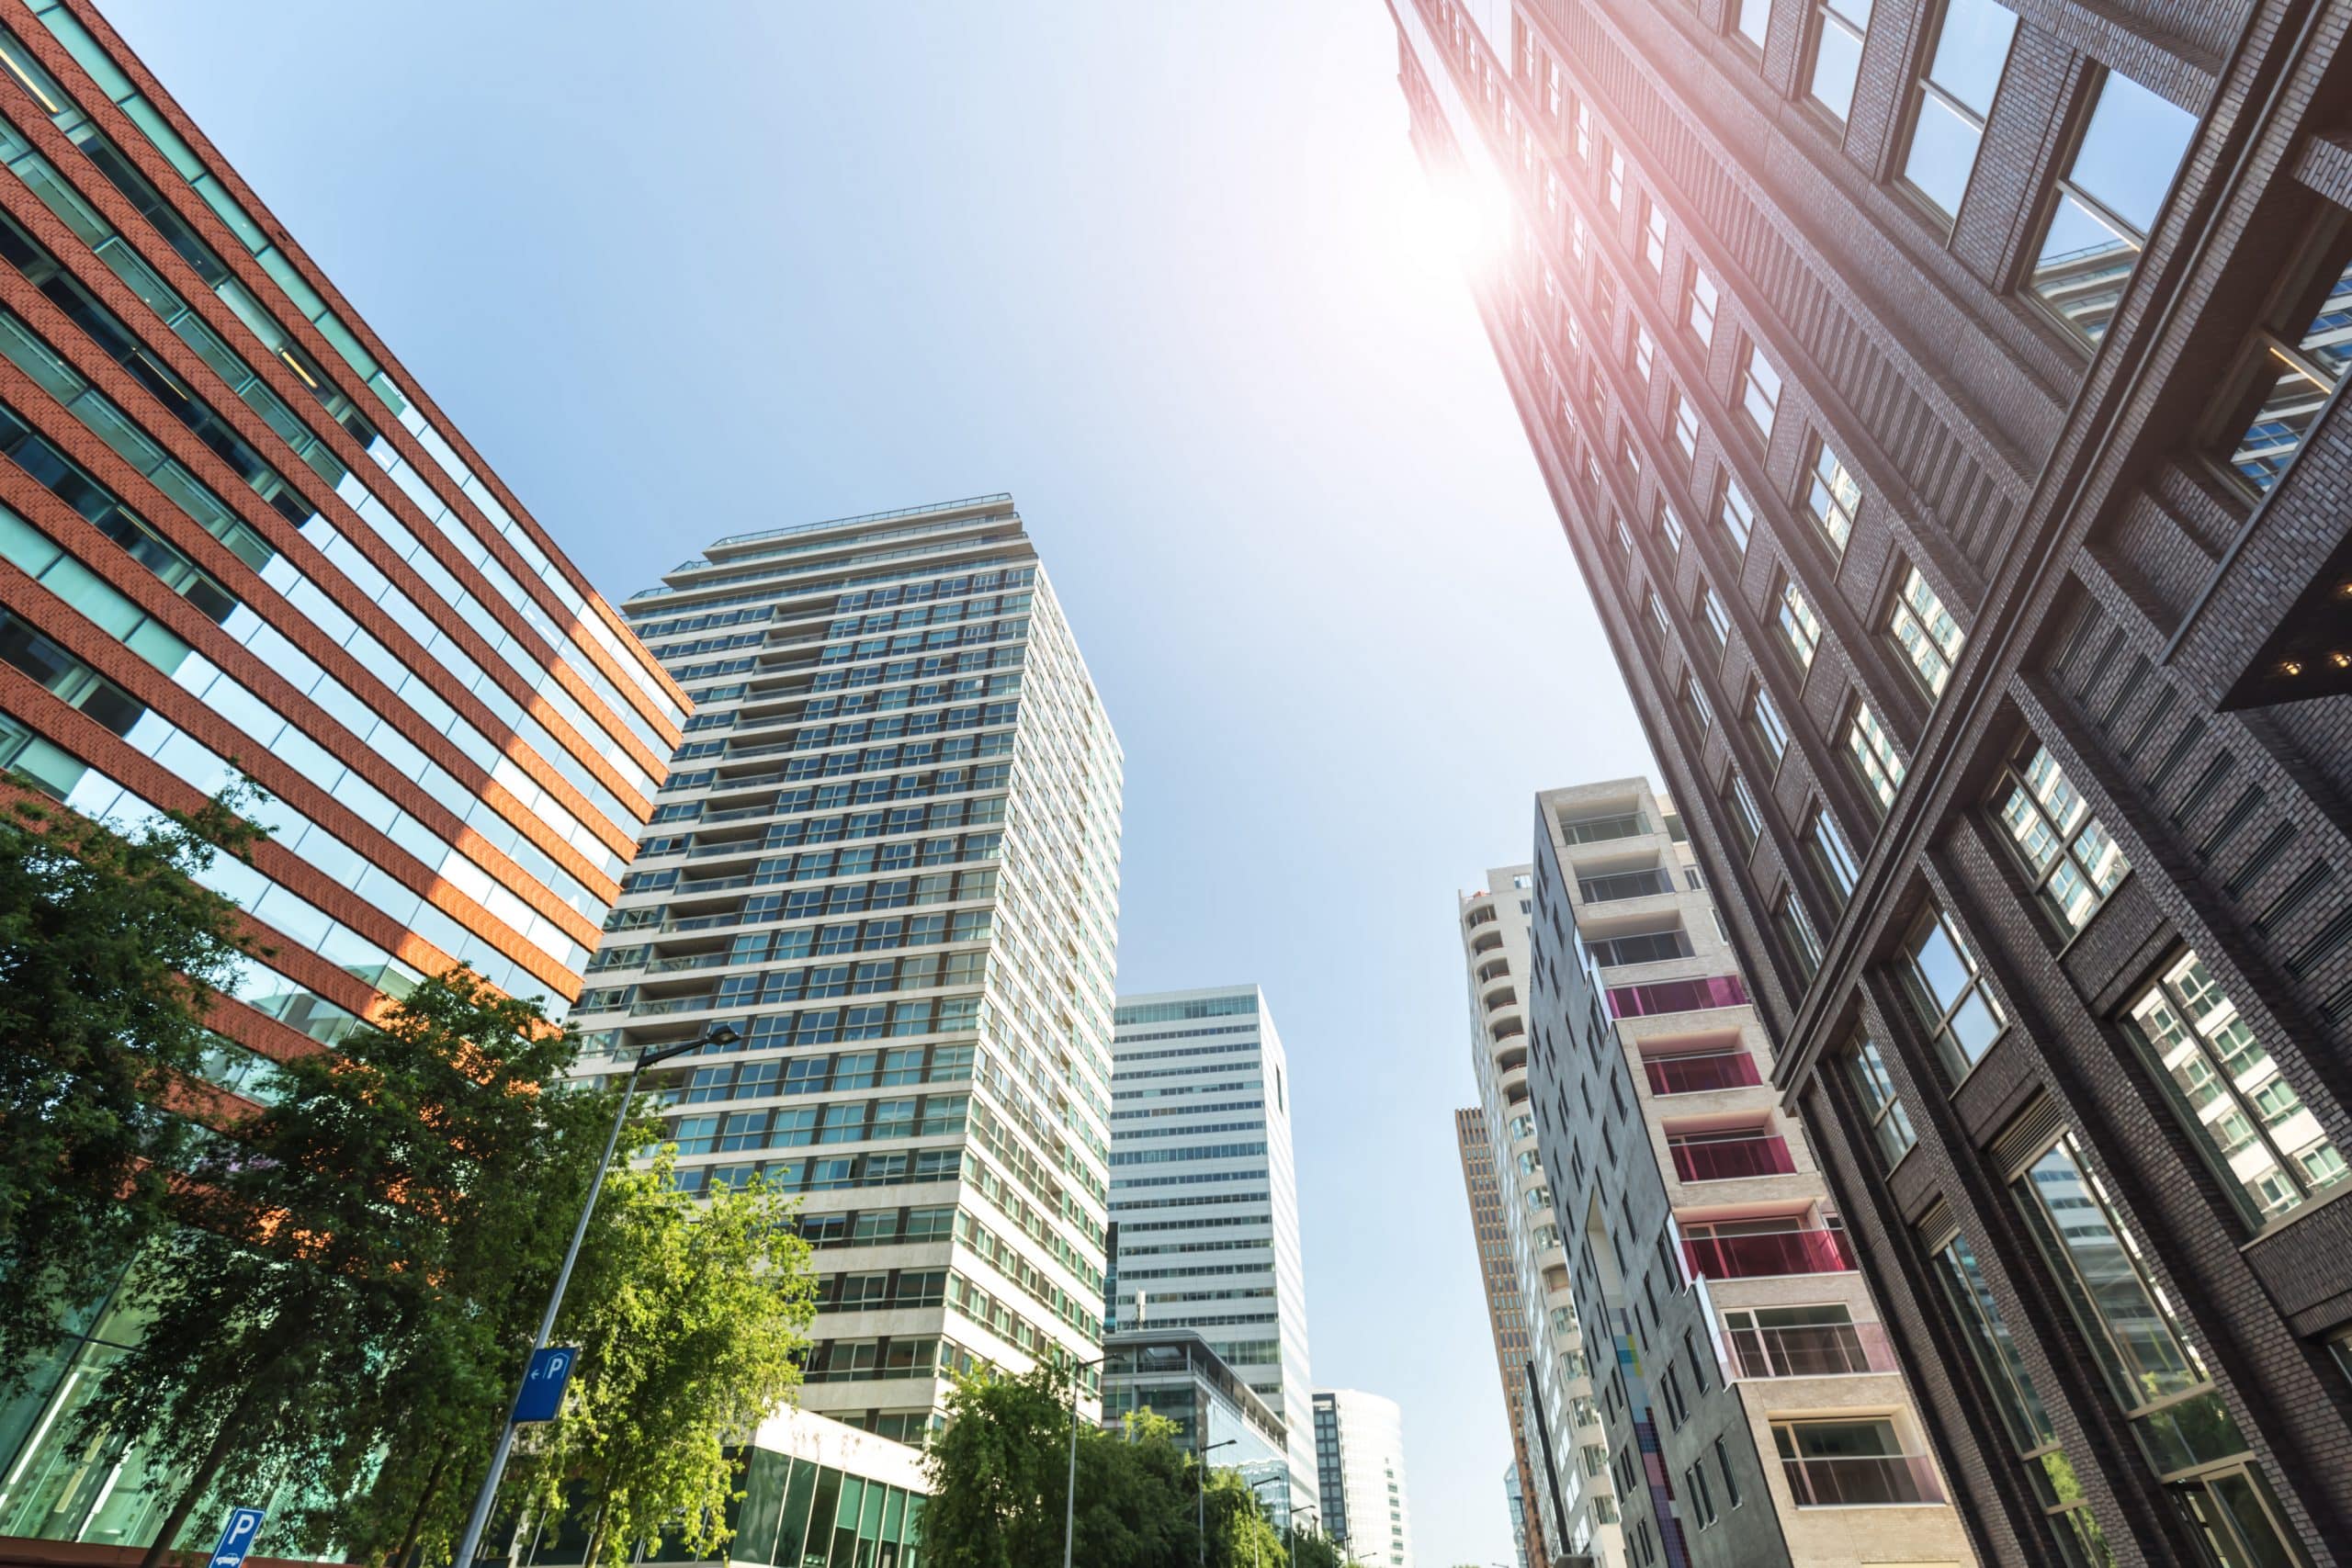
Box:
left=208, top=1507, right=266, bottom=1568
left=511, top=1345, right=579, bottom=1424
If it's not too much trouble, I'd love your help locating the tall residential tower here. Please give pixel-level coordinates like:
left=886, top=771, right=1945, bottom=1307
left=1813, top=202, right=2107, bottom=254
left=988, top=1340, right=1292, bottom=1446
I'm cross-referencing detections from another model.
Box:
left=1453, top=1105, right=1551, bottom=1568
left=1109, top=986, right=1318, bottom=1521
left=578, top=495, right=1123, bottom=1442
left=1388, top=0, right=2352, bottom=1560
left=0, top=1, right=678, bottom=1541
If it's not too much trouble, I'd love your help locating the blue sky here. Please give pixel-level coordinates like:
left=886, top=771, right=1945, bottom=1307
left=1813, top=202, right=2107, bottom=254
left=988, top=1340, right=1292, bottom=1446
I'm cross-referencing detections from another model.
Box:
left=98, top=2, right=1654, bottom=1559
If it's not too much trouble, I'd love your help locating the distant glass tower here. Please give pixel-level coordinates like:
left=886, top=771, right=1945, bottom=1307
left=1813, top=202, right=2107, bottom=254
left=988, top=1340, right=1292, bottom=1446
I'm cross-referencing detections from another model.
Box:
left=1313, top=1388, right=1414, bottom=1568
left=581, top=494, right=1124, bottom=1443
left=1505, top=1462, right=1531, bottom=1568
left=1110, top=985, right=1318, bottom=1519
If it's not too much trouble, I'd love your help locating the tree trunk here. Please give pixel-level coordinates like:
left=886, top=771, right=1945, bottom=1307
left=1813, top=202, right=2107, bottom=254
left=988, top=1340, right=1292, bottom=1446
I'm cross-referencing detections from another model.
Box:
left=390, top=1440, right=455, bottom=1568
left=137, top=1376, right=274, bottom=1568
left=580, top=1497, right=611, bottom=1568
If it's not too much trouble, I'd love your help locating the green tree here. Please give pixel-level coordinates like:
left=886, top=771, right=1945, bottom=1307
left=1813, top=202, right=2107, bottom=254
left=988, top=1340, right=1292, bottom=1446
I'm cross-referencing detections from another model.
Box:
left=1202, top=1468, right=1288, bottom=1568
left=0, top=785, right=262, bottom=1400
left=511, top=1152, right=816, bottom=1568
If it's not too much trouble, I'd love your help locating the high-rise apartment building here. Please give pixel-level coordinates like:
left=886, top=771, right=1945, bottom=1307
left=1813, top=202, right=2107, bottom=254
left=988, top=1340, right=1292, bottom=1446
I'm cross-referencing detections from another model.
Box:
left=1110, top=986, right=1318, bottom=1519
left=1506, top=1462, right=1532, bottom=1568
left=577, top=495, right=1123, bottom=1442
left=1454, top=1107, right=1555, bottom=1568
left=1458, top=869, right=1614, bottom=1565
left=0, top=1, right=678, bottom=1540
left=1312, top=1388, right=1414, bottom=1568
left=1387, top=0, right=2352, bottom=1561
left=1505, top=779, right=1972, bottom=1568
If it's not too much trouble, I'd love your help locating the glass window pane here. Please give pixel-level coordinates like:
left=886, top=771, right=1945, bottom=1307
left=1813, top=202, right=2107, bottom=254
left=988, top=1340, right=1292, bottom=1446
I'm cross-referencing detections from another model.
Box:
left=1810, top=17, right=1866, bottom=119
left=2071, top=73, right=2197, bottom=234
left=1905, top=92, right=1984, bottom=217
left=1928, top=0, right=2018, bottom=116
left=2030, top=192, right=2138, bottom=344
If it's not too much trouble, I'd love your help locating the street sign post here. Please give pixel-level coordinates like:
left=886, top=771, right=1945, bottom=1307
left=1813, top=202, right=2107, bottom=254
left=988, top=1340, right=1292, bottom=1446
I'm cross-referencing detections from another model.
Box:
left=207, top=1507, right=266, bottom=1568
left=512, top=1346, right=579, bottom=1425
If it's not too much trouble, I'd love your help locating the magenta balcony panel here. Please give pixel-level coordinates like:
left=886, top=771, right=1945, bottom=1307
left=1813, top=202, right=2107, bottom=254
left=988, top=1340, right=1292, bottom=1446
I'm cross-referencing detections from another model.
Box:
left=1609, top=975, right=1750, bottom=1019
left=1670, top=1134, right=1796, bottom=1182
left=1681, top=1227, right=1855, bottom=1279
left=1779, top=1453, right=1944, bottom=1506
left=1642, top=1050, right=1763, bottom=1096
left=1729, top=1322, right=1896, bottom=1379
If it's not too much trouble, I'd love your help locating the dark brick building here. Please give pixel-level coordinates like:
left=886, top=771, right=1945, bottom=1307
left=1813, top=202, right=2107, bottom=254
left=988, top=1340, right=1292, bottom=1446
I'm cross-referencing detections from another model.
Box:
left=1385, top=0, right=2352, bottom=1562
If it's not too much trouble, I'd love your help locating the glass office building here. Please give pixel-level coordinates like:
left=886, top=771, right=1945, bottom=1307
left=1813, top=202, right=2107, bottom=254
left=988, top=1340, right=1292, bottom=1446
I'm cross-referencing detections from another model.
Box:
left=0, top=0, right=677, bottom=1544
left=579, top=495, right=1123, bottom=1440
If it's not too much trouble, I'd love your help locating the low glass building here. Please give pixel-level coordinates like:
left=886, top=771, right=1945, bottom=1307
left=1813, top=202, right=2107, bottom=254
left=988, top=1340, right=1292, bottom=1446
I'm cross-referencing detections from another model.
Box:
left=1102, top=1329, right=1293, bottom=1525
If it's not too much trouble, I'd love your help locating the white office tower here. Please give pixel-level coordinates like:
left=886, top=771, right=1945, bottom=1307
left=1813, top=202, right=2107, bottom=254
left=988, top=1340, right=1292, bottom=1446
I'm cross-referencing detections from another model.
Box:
left=577, top=494, right=1124, bottom=1441
left=1110, top=987, right=1317, bottom=1520
left=1313, top=1389, right=1414, bottom=1568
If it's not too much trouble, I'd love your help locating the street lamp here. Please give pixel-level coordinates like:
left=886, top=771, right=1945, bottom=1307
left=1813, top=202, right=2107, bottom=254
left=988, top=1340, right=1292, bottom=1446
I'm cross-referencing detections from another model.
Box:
left=451, top=1021, right=740, bottom=1568
left=1198, top=1438, right=1237, bottom=1566
left=1244, top=1473, right=1289, bottom=1568
left=1062, top=1354, right=1107, bottom=1568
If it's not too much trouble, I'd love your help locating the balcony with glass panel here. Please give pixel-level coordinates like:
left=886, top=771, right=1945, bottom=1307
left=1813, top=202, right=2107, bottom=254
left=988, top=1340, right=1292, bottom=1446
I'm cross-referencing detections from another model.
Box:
left=1725, top=1306, right=1896, bottom=1379
left=1681, top=1220, right=1856, bottom=1279
left=1640, top=1042, right=1765, bottom=1097
left=1668, top=1127, right=1798, bottom=1183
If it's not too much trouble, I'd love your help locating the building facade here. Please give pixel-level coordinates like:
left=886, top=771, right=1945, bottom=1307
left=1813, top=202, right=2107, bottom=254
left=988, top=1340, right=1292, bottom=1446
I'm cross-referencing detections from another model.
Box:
left=576, top=495, right=1123, bottom=1442
left=1458, top=871, right=1618, bottom=1565
left=1101, top=1327, right=1294, bottom=1514
left=1513, top=778, right=1973, bottom=1568
left=0, top=0, right=679, bottom=1541
left=1385, top=0, right=2352, bottom=1562
left=1506, top=1462, right=1532, bottom=1568
left=1110, top=986, right=1318, bottom=1518
left=1311, top=1388, right=1414, bottom=1568
left=1454, top=1105, right=1559, bottom=1568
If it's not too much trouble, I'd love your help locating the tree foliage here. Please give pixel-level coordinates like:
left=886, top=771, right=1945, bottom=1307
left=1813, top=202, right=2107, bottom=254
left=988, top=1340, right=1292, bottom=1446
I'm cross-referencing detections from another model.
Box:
left=922, top=1365, right=1310, bottom=1568
left=0, top=785, right=262, bottom=1400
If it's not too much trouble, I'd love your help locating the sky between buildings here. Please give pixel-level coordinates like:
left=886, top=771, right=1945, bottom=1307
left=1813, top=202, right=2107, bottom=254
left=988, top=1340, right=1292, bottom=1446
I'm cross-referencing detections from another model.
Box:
left=98, top=1, right=1657, bottom=1559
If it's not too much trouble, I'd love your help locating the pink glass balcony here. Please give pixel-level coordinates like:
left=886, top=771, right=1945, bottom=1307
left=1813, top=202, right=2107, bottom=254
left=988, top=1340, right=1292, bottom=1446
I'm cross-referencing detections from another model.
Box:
left=1669, top=1134, right=1796, bottom=1183
left=1779, top=1453, right=1945, bottom=1506
left=1609, top=975, right=1749, bottom=1019
left=1642, top=1050, right=1762, bottom=1097
left=1680, top=1227, right=1855, bottom=1279
left=1728, top=1321, right=1896, bottom=1379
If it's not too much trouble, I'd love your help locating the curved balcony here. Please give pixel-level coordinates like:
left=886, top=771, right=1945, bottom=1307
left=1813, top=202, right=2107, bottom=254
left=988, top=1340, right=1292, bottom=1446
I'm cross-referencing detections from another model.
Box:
left=1484, top=987, right=1519, bottom=1012
left=1471, top=930, right=1504, bottom=955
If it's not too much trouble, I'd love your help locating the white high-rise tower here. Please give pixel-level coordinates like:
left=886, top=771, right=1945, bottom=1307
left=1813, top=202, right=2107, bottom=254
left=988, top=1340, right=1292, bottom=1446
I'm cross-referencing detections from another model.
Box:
left=1109, top=986, right=1318, bottom=1519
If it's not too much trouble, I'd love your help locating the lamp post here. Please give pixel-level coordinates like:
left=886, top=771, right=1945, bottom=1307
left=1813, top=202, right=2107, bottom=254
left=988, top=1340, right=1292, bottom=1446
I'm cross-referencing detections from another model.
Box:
left=1244, top=1473, right=1289, bottom=1568
left=450, top=1021, right=739, bottom=1568
left=1198, top=1438, right=1237, bottom=1566
left=1062, top=1354, right=1106, bottom=1568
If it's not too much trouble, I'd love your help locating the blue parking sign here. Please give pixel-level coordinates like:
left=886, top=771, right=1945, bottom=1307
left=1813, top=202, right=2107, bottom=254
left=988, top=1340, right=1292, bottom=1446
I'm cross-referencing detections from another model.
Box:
left=208, top=1507, right=266, bottom=1568
left=511, top=1345, right=579, bottom=1424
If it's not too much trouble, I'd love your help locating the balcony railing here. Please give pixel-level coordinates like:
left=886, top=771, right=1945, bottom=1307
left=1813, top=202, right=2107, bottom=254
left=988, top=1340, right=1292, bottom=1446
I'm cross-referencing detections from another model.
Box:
left=1779, top=1454, right=1943, bottom=1506
left=1669, top=1134, right=1795, bottom=1183
left=1609, top=975, right=1748, bottom=1019
left=1681, top=1227, right=1854, bottom=1279
left=1728, top=1322, right=1895, bottom=1379
left=1642, top=1049, right=1762, bottom=1096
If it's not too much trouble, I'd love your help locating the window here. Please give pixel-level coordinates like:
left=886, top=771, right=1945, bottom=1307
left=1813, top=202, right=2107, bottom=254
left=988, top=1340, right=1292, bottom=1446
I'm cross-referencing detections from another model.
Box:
left=2026, top=71, right=2198, bottom=345
left=1724, top=769, right=1765, bottom=852
left=1806, top=0, right=1873, bottom=122
left=1632, top=323, right=1657, bottom=382
left=1686, top=265, right=1720, bottom=347
left=1776, top=889, right=1824, bottom=978
left=1738, top=341, right=1783, bottom=440
left=1846, top=697, right=1906, bottom=812
left=1681, top=672, right=1716, bottom=732
left=1647, top=592, right=1672, bottom=645
left=1658, top=500, right=1686, bottom=556
left=1898, top=904, right=2004, bottom=1077
left=1747, top=686, right=1791, bottom=769
left=1547, top=58, right=1565, bottom=118
left=1901, top=0, right=2018, bottom=221
left=1771, top=1417, right=1933, bottom=1506
left=2219, top=231, right=2352, bottom=493
left=1890, top=565, right=1965, bottom=696
left=1994, top=739, right=2131, bottom=931
left=1617, top=514, right=1638, bottom=563
left=1671, top=391, right=1701, bottom=461
left=1607, top=145, right=1627, bottom=209
left=2125, top=950, right=2348, bottom=1225
left=1643, top=197, right=1668, bottom=273
left=1687, top=1456, right=1718, bottom=1527
left=1804, top=440, right=1861, bottom=552
left=1699, top=586, right=1732, bottom=657
left=2011, top=1129, right=2298, bottom=1560
left=1714, top=1436, right=1744, bottom=1508
left=1846, top=1036, right=1917, bottom=1166
left=1720, top=478, right=1756, bottom=553
left=1779, top=579, right=1824, bottom=669
left=1927, top=1227, right=2109, bottom=1563
left=1808, top=807, right=1860, bottom=905
left=1620, top=430, right=1645, bottom=482
left=1574, top=99, right=1594, bottom=163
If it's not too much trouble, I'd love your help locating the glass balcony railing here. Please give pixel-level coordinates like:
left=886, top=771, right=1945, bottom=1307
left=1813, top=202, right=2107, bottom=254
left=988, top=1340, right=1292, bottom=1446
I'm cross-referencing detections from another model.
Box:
left=1681, top=1227, right=1855, bottom=1279
left=1779, top=1453, right=1944, bottom=1506
left=1670, top=1134, right=1796, bottom=1182
left=1610, top=975, right=1749, bottom=1019
left=1642, top=1049, right=1763, bottom=1096
left=1727, top=1322, right=1895, bottom=1379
